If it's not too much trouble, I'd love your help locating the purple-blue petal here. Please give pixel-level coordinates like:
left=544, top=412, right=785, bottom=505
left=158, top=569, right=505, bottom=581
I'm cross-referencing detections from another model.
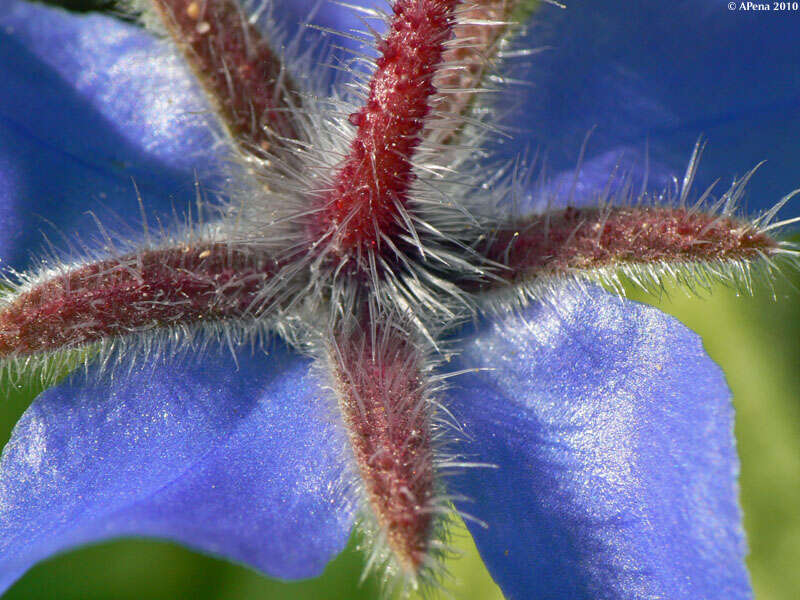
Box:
left=0, top=343, right=355, bottom=594
left=504, top=0, right=800, bottom=211
left=0, top=0, right=220, bottom=270
left=0, top=0, right=380, bottom=273
left=448, top=286, right=750, bottom=599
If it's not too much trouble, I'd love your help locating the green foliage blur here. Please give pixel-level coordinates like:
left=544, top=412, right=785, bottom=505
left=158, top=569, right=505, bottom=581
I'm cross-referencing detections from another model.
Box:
left=4, top=2, right=799, bottom=599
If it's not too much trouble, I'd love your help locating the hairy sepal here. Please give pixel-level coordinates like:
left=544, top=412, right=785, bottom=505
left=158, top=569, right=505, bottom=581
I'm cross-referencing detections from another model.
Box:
left=0, top=235, right=293, bottom=393
left=425, top=0, right=539, bottom=147
left=326, top=309, right=461, bottom=592
left=311, top=0, right=461, bottom=258
left=473, top=153, right=800, bottom=310
left=143, top=0, right=302, bottom=159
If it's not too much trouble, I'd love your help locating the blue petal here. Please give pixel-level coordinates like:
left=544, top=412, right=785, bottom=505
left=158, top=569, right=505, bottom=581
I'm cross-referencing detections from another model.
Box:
left=448, top=286, right=749, bottom=599
left=0, top=0, right=380, bottom=273
left=504, top=0, right=800, bottom=211
left=0, top=344, right=355, bottom=593
left=0, top=0, right=220, bottom=270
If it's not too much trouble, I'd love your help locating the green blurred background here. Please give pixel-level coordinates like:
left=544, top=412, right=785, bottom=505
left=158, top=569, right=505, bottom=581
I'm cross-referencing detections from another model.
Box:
left=3, top=2, right=799, bottom=599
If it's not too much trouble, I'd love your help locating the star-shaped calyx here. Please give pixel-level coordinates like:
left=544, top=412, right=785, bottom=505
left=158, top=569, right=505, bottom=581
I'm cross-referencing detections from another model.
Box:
left=0, top=0, right=796, bottom=590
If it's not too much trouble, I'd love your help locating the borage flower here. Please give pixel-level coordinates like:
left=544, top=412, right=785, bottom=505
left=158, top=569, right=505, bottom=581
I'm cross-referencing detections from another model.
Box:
left=0, top=0, right=798, bottom=598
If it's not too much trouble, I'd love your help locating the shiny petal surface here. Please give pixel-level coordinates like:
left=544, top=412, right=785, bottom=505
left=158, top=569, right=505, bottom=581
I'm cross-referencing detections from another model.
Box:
left=0, top=345, right=354, bottom=593
left=0, top=0, right=221, bottom=270
left=448, top=286, right=749, bottom=599
left=505, top=0, right=800, bottom=211
left=0, top=0, right=378, bottom=272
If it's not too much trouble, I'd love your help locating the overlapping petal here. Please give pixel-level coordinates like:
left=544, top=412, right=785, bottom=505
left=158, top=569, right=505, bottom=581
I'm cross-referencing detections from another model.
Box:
left=0, top=0, right=392, bottom=273
left=0, top=344, right=354, bottom=594
left=0, top=0, right=224, bottom=270
left=503, top=0, right=800, bottom=211
left=448, top=286, right=749, bottom=599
